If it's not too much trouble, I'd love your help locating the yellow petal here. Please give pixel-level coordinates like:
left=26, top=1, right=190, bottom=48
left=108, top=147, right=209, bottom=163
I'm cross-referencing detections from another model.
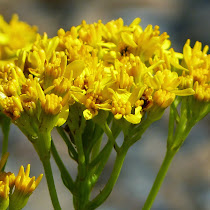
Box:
left=55, top=104, right=69, bottom=126
left=124, top=113, right=142, bottom=124
left=128, top=85, right=146, bottom=105
left=114, top=113, right=122, bottom=120
left=83, top=109, right=98, bottom=120
left=65, top=60, right=85, bottom=79
left=121, top=32, right=137, bottom=48
left=129, top=17, right=141, bottom=27
left=170, top=59, right=189, bottom=71
left=171, top=88, right=195, bottom=96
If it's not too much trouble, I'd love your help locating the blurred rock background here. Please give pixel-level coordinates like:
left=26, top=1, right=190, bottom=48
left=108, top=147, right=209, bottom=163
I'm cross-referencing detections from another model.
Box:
left=0, top=0, right=209, bottom=209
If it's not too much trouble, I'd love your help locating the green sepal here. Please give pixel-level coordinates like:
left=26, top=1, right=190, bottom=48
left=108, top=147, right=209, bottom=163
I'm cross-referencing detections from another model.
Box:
left=0, top=196, right=9, bottom=210
left=9, top=189, right=30, bottom=210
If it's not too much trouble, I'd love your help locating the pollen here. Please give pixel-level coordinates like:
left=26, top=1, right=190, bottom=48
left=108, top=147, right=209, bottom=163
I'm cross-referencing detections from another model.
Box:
left=1, top=96, right=23, bottom=119
left=180, top=75, right=194, bottom=88
left=111, top=99, right=132, bottom=116
left=53, top=77, right=71, bottom=95
left=0, top=176, right=9, bottom=199
left=153, top=89, right=175, bottom=108
left=116, top=68, right=134, bottom=89
left=41, top=93, right=63, bottom=115
left=194, top=82, right=210, bottom=102
left=191, top=68, right=209, bottom=84
left=0, top=172, right=16, bottom=188
left=85, top=93, right=103, bottom=110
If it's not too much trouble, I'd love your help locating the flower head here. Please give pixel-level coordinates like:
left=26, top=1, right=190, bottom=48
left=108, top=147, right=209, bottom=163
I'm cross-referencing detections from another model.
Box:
left=0, top=176, right=9, bottom=210
left=8, top=164, right=43, bottom=210
left=0, top=14, right=37, bottom=60
left=0, top=17, right=197, bottom=128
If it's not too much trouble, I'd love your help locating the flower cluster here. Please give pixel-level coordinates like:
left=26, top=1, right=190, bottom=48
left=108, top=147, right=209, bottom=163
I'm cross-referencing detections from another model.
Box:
left=0, top=14, right=37, bottom=61
left=0, top=153, right=43, bottom=209
left=0, top=15, right=209, bottom=210
left=0, top=17, right=197, bottom=127
left=180, top=39, right=210, bottom=102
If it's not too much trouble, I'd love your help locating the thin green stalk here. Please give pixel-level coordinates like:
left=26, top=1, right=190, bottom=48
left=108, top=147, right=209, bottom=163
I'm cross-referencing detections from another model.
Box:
left=128, top=118, right=154, bottom=147
left=56, top=126, right=78, bottom=161
left=33, top=132, right=61, bottom=210
left=42, top=157, right=61, bottom=210
left=142, top=149, right=176, bottom=210
left=74, top=131, right=86, bottom=178
left=89, top=141, right=113, bottom=189
left=90, top=135, right=103, bottom=162
left=73, top=130, right=88, bottom=209
left=167, top=106, right=175, bottom=147
left=103, top=122, right=119, bottom=152
left=1, top=116, right=11, bottom=158
left=51, top=140, right=75, bottom=193
left=89, top=140, right=113, bottom=169
left=86, top=145, right=129, bottom=210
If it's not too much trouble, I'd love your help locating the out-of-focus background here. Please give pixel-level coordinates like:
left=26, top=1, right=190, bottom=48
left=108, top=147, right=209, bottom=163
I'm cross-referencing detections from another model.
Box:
left=0, top=0, right=210, bottom=209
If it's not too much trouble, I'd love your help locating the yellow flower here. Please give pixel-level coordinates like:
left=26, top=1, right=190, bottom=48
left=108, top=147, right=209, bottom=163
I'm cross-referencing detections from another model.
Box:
left=145, top=69, right=194, bottom=96
left=183, top=39, right=210, bottom=85
left=0, top=177, right=9, bottom=200
left=0, top=63, right=25, bottom=97
left=57, top=27, right=91, bottom=63
left=0, top=14, right=37, bottom=60
left=0, top=154, right=43, bottom=210
left=14, top=164, right=43, bottom=194
left=0, top=176, right=9, bottom=210
left=144, top=69, right=181, bottom=91
left=26, top=34, right=60, bottom=78
left=108, top=87, right=146, bottom=124
left=153, top=89, right=175, bottom=108
left=0, top=95, right=23, bottom=120
left=111, top=58, right=134, bottom=90
left=102, top=18, right=170, bottom=62
left=40, top=93, right=64, bottom=115
left=194, top=82, right=210, bottom=102
left=9, top=164, right=43, bottom=210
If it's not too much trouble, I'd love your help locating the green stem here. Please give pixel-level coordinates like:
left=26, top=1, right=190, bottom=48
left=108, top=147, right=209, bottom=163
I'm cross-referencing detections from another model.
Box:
left=167, top=105, right=175, bottom=147
left=56, top=126, right=78, bottom=161
left=129, top=117, right=154, bottom=147
left=74, top=131, right=86, bottom=178
left=73, top=130, right=88, bottom=209
left=103, top=122, right=119, bottom=152
left=42, top=157, right=61, bottom=210
left=142, top=149, right=176, bottom=210
left=1, top=116, right=10, bottom=157
left=90, top=134, right=102, bottom=162
left=33, top=132, right=61, bottom=210
left=51, top=140, right=75, bottom=193
left=86, top=145, right=129, bottom=210
left=89, top=141, right=113, bottom=189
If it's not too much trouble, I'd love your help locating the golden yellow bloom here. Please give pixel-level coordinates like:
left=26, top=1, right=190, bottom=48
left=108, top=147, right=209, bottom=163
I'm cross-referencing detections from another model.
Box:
left=7, top=164, right=43, bottom=210
left=0, top=177, right=9, bottom=210
left=41, top=93, right=63, bottom=115
left=153, top=89, right=175, bottom=108
left=14, top=164, right=43, bottom=194
left=0, top=14, right=37, bottom=60
left=0, top=177, right=9, bottom=200
left=0, top=96, right=23, bottom=119
left=107, top=87, right=145, bottom=124
left=0, top=172, right=16, bottom=189
left=194, top=82, right=210, bottom=102
left=144, top=70, right=180, bottom=91
left=183, top=39, right=210, bottom=85
left=0, top=17, right=199, bottom=126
